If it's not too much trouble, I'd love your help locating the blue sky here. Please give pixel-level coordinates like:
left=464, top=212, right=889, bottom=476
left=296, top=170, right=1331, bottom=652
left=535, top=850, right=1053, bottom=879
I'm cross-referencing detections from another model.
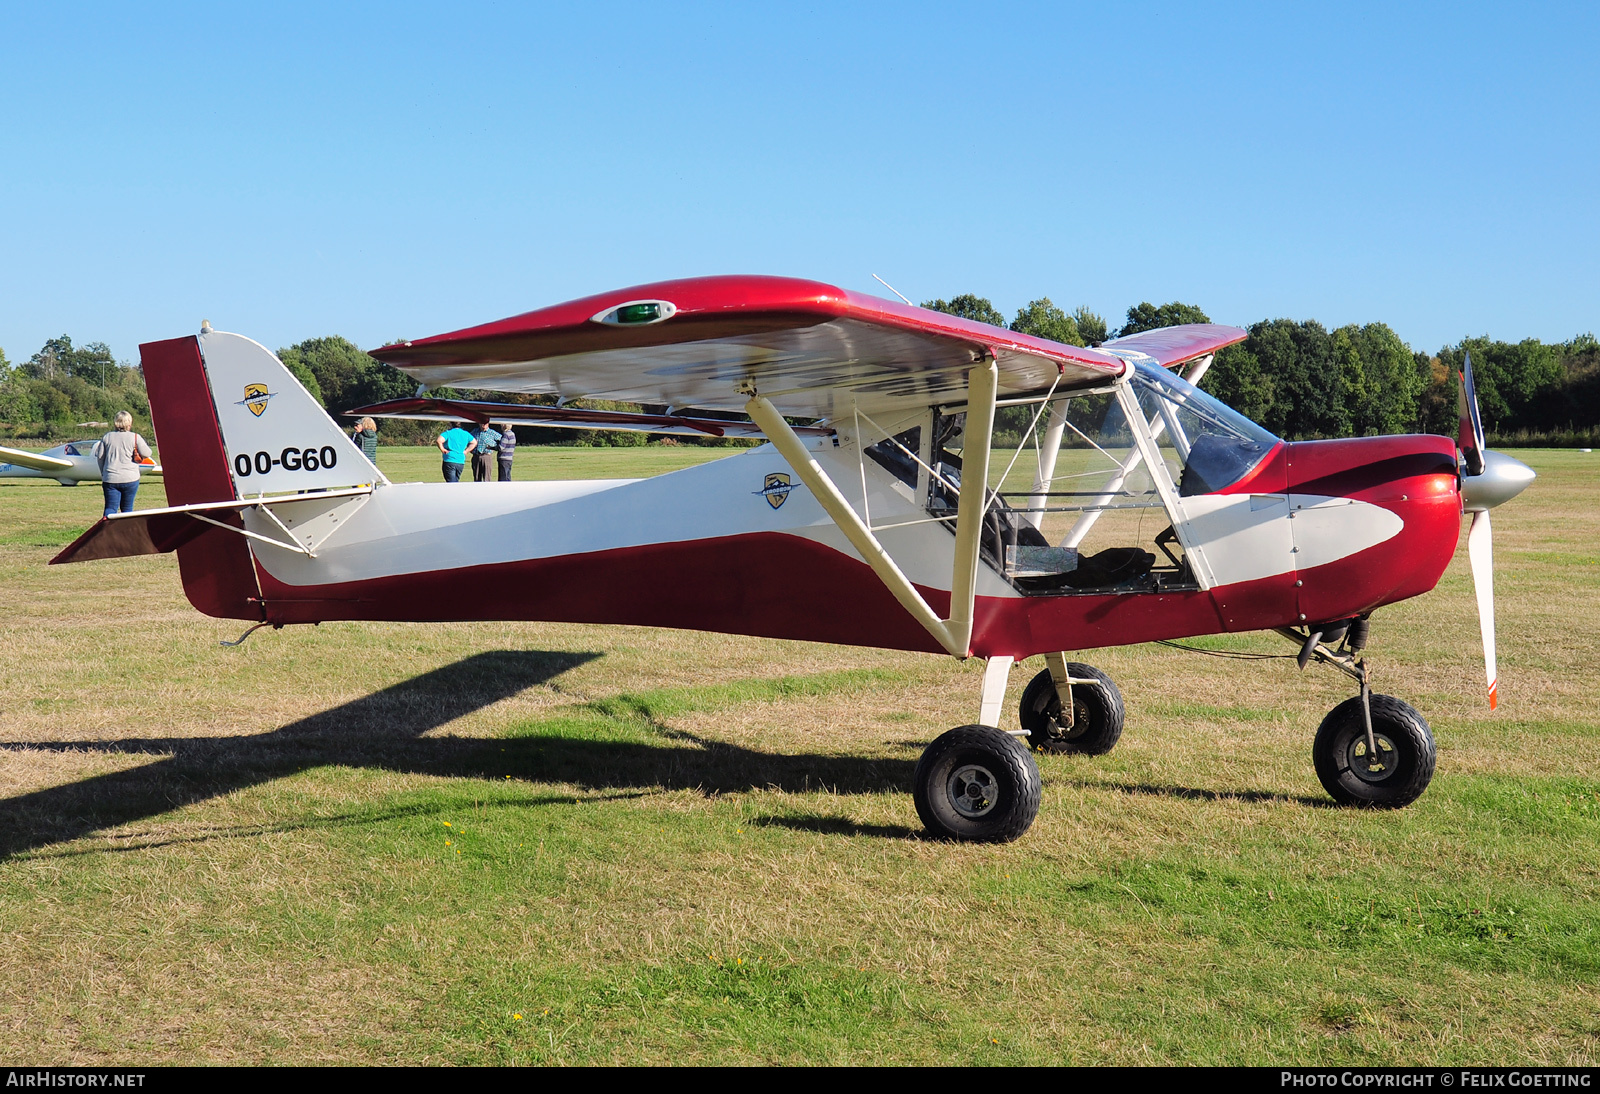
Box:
left=2, top=1, right=1595, bottom=364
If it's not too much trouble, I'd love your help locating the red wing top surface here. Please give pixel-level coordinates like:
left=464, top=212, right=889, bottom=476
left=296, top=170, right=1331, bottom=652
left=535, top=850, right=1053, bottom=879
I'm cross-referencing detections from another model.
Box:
left=1097, top=324, right=1249, bottom=368
left=369, top=276, right=1136, bottom=418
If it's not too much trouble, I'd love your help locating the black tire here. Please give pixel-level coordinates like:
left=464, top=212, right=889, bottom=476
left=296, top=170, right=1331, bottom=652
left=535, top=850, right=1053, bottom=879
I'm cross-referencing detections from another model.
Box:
left=1017, top=664, right=1125, bottom=755
left=1312, top=694, right=1436, bottom=808
left=913, top=726, right=1042, bottom=843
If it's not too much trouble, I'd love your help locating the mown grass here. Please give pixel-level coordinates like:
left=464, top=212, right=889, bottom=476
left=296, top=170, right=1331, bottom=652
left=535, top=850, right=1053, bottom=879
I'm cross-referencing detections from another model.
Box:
left=0, top=449, right=1596, bottom=1064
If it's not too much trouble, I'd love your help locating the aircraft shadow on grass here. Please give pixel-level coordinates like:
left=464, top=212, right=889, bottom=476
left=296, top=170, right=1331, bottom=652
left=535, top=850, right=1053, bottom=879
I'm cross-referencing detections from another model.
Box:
left=0, top=649, right=922, bottom=858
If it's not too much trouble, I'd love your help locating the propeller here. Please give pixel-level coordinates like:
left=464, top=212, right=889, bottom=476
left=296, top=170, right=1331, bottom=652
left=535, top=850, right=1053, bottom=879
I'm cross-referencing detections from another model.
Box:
left=1456, top=351, right=1536, bottom=709
left=1458, top=350, right=1487, bottom=476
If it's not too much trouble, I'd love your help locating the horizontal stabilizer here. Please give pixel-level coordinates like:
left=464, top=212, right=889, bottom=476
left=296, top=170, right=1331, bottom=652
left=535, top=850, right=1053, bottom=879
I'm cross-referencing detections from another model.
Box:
left=1097, top=324, right=1248, bottom=369
left=0, top=445, right=75, bottom=473
left=346, top=397, right=833, bottom=438
left=52, top=510, right=211, bottom=563
left=50, top=487, right=374, bottom=565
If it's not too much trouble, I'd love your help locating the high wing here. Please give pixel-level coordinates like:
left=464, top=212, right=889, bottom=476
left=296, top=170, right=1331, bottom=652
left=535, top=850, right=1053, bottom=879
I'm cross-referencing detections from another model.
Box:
left=343, top=396, right=832, bottom=438
left=0, top=445, right=75, bottom=473
left=1096, top=324, right=1249, bottom=369
left=369, top=276, right=1133, bottom=418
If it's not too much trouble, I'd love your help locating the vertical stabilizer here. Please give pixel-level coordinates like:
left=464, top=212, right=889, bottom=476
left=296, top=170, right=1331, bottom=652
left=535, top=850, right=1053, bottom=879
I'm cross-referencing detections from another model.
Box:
left=199, top=331, right=387, bottom=494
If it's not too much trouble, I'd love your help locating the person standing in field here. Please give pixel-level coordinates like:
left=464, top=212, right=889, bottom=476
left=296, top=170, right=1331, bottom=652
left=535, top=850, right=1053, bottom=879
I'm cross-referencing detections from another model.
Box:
left=471, top=422, right=501, bottom=482
left=351, top=416, right=379, bottom=467
left=496, top=423, right=517, bottom=481
left=436, top=422, right=476, bottom=483
left=93, top=411, right=153, bottom=517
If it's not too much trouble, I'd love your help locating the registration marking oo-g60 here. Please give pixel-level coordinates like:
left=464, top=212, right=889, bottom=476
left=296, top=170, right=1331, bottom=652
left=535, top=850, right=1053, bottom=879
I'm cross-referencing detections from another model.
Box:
left=234, top=446, right=340, bottom=478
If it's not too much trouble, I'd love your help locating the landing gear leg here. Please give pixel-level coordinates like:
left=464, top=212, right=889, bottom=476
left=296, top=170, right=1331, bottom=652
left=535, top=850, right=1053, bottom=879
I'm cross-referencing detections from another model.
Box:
left=978, top=655, right=1015, bottom=729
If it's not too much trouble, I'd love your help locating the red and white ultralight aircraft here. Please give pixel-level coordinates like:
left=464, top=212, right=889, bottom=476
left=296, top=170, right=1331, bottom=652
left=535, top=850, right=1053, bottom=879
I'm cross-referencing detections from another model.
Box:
left=54, top=276, right=1534, bottom=841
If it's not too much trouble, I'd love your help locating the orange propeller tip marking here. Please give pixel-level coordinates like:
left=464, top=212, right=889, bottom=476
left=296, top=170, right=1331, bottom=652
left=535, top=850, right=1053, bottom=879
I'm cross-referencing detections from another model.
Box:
left=1488, top=680, right=1498, bottom=710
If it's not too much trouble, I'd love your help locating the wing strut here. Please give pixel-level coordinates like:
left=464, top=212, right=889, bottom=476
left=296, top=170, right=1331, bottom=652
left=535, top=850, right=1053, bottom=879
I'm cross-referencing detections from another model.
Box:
left=743, top=358, right=998, bottom=659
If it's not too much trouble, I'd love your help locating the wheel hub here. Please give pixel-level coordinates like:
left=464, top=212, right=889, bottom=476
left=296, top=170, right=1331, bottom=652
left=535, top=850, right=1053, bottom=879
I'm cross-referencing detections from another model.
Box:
left=1345, top=732, right=1399, bottom=783
left=947, top=764, right=999, bottom=817
left=1042, top=697, right=1090, bottom=741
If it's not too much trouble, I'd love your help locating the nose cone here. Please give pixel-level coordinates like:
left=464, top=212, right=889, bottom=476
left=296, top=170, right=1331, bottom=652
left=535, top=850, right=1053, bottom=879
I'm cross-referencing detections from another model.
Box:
left=1462, top=449, right=1535, bottom=512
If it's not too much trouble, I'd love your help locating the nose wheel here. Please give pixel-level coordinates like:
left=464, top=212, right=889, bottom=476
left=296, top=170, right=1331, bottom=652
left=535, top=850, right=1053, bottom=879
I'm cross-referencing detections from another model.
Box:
left=1312, top=694, right=1435, bottom=808
left=1277, top=622, right=1437, bottom=808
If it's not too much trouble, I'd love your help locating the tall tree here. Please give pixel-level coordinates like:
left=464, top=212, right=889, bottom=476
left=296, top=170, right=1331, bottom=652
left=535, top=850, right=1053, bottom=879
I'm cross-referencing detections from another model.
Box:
left=920, top=294, right=1006, bottom=328
left=278, top=334, right=427, bottom=435
left=24, top=335, right=119, bottom=386
left=1331, top=323, right=1422, bottom=436
left=1436, top=337, right=1563, bottom=433
left=1224, top=319, right=1345, bottom=438
left=1009, top=298, right=1085, bottom=346
left=1204, top=342, right=1275, bottom=425
left=1071, top=307, right=1108, bottom=347
left=1117, top=301, right=1210, bottom=338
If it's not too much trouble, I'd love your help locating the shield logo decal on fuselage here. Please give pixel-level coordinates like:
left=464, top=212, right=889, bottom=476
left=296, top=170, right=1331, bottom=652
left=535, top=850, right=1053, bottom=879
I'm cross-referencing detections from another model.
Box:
left=241, top=383, right=273, bottom=417
left=758, top=472, right=793, bottom=509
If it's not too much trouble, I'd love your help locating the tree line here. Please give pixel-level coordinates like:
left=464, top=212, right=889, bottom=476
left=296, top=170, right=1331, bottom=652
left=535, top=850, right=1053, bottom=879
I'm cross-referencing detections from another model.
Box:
left=2, top=305, right=1595, bottom=446
left=923, top=294, right=1599, bottom=445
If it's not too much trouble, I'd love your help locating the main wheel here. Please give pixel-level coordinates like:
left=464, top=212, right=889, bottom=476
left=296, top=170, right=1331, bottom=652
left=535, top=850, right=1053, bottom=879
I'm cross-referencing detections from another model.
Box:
left=913, top=726, right=1041, bottom=843
left=1312, top=694, right=1436, bottom=808
left=1018, top=664, right=1125, bottom=754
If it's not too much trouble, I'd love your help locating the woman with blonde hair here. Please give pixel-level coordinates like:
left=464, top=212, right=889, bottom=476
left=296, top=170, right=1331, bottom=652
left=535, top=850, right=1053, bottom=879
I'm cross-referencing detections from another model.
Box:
left=93, top=411, right=153, bottom=517
left=351, top=415, right=379, bottom=466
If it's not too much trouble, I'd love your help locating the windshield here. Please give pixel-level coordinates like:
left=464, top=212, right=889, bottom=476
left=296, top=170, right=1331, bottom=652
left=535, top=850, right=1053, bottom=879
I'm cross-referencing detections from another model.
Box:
left=1129, top=361, right=1280, bottom=495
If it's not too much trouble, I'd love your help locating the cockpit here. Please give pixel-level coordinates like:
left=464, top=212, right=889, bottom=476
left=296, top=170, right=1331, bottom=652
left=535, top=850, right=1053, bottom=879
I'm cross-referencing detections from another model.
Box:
left=865, top=360, right=1282, bottom=596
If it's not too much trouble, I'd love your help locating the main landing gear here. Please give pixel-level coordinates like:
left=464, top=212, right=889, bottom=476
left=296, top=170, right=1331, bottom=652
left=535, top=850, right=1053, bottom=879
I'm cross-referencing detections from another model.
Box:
left=913, top=620, right=1439, bottom=841
left=912, top=652, right=1125, bottom=843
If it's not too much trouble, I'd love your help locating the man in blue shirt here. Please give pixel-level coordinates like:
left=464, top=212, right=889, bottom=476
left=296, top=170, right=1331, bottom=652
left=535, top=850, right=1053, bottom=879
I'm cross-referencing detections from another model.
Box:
left=436, top=423, right=477, bottom=483
left=471, top=424, right=502, bottom=482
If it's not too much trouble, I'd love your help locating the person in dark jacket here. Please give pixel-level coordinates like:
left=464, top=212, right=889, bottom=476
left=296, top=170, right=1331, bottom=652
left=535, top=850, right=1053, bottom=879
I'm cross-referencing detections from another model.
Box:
left=351, top=416, right=379, bottom=466
left=496, top=423, right=517, bottom=481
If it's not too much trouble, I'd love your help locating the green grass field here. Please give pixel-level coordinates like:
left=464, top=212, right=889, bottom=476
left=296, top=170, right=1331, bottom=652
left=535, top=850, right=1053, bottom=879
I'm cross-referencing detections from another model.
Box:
left=0, top=446, right=1596, bottom=1064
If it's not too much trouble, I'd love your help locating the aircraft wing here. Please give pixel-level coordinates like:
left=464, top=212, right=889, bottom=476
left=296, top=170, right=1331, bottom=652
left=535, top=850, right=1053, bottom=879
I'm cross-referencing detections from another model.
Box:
left=1096, top=324, right=1248, bottom=368
left=369, top=276, right=1132, bottom=418
left=0, top=445, right=75, bottom=473
left=345, top=396, right=834, bottom=438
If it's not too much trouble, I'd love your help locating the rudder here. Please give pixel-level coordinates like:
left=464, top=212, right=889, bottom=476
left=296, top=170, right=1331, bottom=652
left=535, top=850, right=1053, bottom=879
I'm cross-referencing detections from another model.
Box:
left=140, top=334, right=261, bottom=620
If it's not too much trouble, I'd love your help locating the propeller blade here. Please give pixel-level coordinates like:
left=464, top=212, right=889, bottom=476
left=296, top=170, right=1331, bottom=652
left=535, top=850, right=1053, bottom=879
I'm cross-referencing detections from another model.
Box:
left=1457, top=351, right=1487, bottom=476
left=1467, top=508, right=1498, bottom=709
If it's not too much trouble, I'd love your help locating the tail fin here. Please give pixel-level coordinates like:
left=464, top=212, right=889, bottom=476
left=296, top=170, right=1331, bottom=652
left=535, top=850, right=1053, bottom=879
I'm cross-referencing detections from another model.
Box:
left=199, top=330, right=386, bottom=495
left=137, top=329, right=383, bottom=621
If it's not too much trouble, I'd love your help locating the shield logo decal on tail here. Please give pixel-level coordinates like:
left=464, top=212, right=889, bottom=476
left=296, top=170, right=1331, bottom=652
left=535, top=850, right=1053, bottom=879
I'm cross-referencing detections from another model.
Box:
left=757, top=472, right=793, bottom=509
left=240, top=383, right=274, bottom=417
